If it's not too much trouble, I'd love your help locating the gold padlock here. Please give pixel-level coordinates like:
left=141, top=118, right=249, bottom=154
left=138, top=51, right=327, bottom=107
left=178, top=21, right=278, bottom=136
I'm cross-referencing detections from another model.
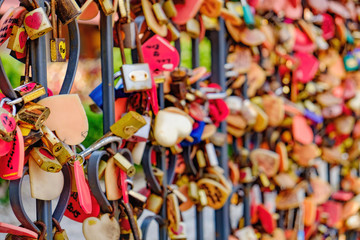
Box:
left=152, top=3, right=168, bottom=25
left=196, top=150, right=207, bottom=168
left=145, top=193, right=163, bottom=214
left=14, top=83, right=46, bottom=104
left=41, top=125, right=63, bottom=157
left=7, top=26, right=28, bottom=54
left=0, top=98, right=17, bottom=142
left=29, top=147, right=62, bottom=173
left=162, top=0, right=177, bottom=18
left=16, top=102, right=50, bottom=130
left=112, top=153, right=136, bottom=177
left=23, top=0, right=52, bottom=40
left=109, top=111, right=147, bottom=140
left=50, top=0, right=66, bottom=63
left=56, top=142, right=75, bottom=165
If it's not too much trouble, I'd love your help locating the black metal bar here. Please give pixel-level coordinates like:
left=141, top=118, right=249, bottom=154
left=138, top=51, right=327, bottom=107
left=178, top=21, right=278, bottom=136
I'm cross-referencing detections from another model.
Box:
left=208, top=18, right=230, bottom=240
left=175, top=38, right=181, bottom=65
left=0, top=60, right=17, bottom=99
left=59, top=20, right=80, bottom=94
left=100, top=13, right=115, bottom=132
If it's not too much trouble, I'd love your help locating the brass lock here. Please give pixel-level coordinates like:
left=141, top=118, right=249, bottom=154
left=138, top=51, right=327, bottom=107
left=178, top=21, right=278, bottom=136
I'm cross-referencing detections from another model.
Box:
left=111, top=152, right=136, bottom=177
left=145, top=193, right=163, bottom=214
left=0, top=98, right=17, bottom=142
left=53, top=218, right=69, bottom=240
left=56, top=142, right=76, bottom=165
left=22, top=128, right=43, bottom=148
left=152, top=2, right=168, bottom=25
left=129, top=190, right=147, bottom=217
left=16, top=102, right=50, bottom=130
left=7, top=26, right=28, bottom=54
left=55, top=0, right=81, bottom=25
left=162, top=0, right=177, bottom=18
left=109, top=111, right=146, bottom=140
left=196, top=150, right=207, bottom=168
left=23, top=0, right=53, bottom=40
left=14, top=82, right=46, bottom=104
left=41, top=125, right=63, bottom=157
left=29, top=147, right=62, bottom=173
left=98, top=0, right=114, bottom=15
left=50, top=0, right=66, bottom=62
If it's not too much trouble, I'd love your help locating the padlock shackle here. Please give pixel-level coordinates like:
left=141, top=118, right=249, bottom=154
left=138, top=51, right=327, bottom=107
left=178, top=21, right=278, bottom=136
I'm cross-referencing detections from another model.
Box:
left=0, top=98, right=17, bottom=116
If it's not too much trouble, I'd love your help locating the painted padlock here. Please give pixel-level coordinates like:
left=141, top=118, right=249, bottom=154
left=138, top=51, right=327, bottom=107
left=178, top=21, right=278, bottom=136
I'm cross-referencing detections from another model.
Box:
left=50, top=0, right=66, bottom=62
left=0, top=98, right=17, bottom=142
left=7, top=26, right=28, bottom=54
left=29, top=147, right=62, bottom=173
left=23, top=0, right=52, bottom=40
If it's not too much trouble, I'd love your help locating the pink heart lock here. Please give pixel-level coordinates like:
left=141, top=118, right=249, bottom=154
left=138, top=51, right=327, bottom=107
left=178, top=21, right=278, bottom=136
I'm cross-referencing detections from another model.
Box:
left=142, top=35, right=180, bottom=73
left=293, top=52, right=319, bottom=83
left=24, top=11, right=43, bottom=30
left=0, top=126, right=25, bottom=180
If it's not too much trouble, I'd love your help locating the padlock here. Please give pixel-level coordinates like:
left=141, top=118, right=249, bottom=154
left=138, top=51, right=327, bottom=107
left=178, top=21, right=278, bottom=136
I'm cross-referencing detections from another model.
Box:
left=56, top=142, right=76, bottom=165
left=170, top=81, right=187, bottom=100
left=188, top=181, right=199, bottom=202
left=53, top=218, right=69, bottom=240
left=41, top=125, right=63, bottom=157
left=122, top=21, right=136, bottom=49
left=205, top=142, right=219, bottom=167
left=16, top=102, right=50, bottom=130
left=127, top=114, right=151, bottom=142
left=198, top=189, right=208, bottom=207
left=29, top=147, right=62, bottom=172
left=129, top=190, right=147, bottom=217
left=14, top=82, right=46, bottom=104
left=22, top=128, right=43, bottom=148
left=97, top=0, right=114, bottom=15
left=7, top=26, right=28, bottom=54
left=23, top=0, right=52, bottom=40
left=185, top=18, right=200, bottom=39
left=167, top=193, right=181, bottom=233
left=162, top=0, right=177, bottom=18
left=152, top=2, right=168, bottom=25
left=117, top=21, right=152, bottom=92
left=145, top=193, right=163, bottom=214
left=109, top=111, right=147, bottom=140
left=196, top=149, right=207, bottom=168
left=107, top=148, right=136, bottom=177
left=0, top=98, right=17, bottom=142
left=168, top=185, right=187, bottom=203
left=166, top=22, right=181, bottom=41
left=50, top=0, right=66, bottom=62
left=55, top=0, right=81, bottom=25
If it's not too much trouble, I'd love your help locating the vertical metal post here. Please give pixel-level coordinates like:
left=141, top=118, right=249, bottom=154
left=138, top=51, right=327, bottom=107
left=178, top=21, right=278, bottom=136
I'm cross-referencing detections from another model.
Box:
left=30, top=0, right=51, bottom=237
left=191, top=36, right=204, bottom=240
left=208, top=18, right=230, bottom=240
left=157, top=83, right=168, bottom=240
left=100, top=13, right=115, bottom=131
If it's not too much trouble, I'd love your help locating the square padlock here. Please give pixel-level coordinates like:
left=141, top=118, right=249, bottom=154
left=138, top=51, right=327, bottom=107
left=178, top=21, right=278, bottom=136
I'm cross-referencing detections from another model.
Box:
left=121, top=63, right=152, bottom=93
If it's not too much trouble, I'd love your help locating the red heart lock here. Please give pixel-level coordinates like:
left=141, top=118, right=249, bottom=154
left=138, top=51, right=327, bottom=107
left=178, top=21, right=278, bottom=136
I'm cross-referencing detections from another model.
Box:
left=142, top=35, right=180, bottom=73
left=293, top=28, right=316, bottom=53
left=292, top=115, right=314, bottom=145
left=0, top=126, right=24, bottom=180
left=321, top=201, right=342, bottom=228
left=293, top=52, right=319, bottom=83
left=0, top=7, right=26, bottom=46
left=257, top=204, right=276, bottom=234
left=0, top=223, right=38, bottom=238
left=64, top=191, right=100, bottom=223
left=171, top=0, right=204, bottom=25
left=322, top=13, right=335, bottom=40
left=25, top=12, right=43, bottom=30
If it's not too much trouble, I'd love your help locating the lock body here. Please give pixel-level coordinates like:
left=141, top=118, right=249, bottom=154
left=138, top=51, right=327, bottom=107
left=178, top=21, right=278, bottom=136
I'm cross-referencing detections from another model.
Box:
left=128, top=115, right=151, bottom=142
left=7, top=26, right=28, bottom=54
left=153, top=3, right=168, bottom=25
left=0, top=102, right=16, bottom=142
left=110, top=111, right=146, bottom=139
left=23, top=8, right=52, bottom=40
left=41, top=125, right=63, bottom=156
left=112, top=153, right=136, bottom=177
left=145, top=193, right=163, bottom=214
left=16, top=102, right=50, bottom=130
left=14, top=83, right=46, bottom=103
left=98, top=0, right=115, bottom=16
left=50, top=38, right=66, bottom=62
left=56, top=0, right=81, bottom=25
left=56, top=142, right=75, bottom=165
left=29, top=147, right=62, bottom=172
left=163, top=0, right=177, bottom=18
left=122, top=22, right=136, bottom=49
left=121, top=63, right=152, bottom=92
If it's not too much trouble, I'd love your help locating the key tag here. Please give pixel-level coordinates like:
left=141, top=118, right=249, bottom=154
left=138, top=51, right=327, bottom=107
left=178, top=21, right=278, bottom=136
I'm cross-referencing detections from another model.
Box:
left=23, top=0, right=53, bottom=40
left=73, top=157, right=92, bottom=214
left=0, top=7, right=27, bottom=46
left=292, top=115, right=314, bottom=145
left=0, top=126, right=24, bottom=180
left=50, top=0, right=66, bottom=63
left=38, top=94, right=89, bottom=145
left=117, top=20, right=152, bottom=93
left=142, top=34, right=180, bottom=74
left=0, top=222, right=38, bottom=238
left=65, top=190, right=101, bottom=223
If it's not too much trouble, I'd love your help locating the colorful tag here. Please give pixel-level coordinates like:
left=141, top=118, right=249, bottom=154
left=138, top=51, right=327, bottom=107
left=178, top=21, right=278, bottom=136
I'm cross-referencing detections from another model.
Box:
left=142, top=35, right=180, bottom=74
left=0, top=222, right=38, bottom=238
left=74, top=160, right=92, bottom=214
left=65, top=191, right=100, bottom=223
left=0, top=127, right=24, bottom=180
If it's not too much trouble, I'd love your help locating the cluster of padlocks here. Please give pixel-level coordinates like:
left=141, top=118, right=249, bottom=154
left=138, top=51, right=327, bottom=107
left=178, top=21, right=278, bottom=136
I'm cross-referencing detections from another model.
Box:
left=0, top=0, right=360, bottom=239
